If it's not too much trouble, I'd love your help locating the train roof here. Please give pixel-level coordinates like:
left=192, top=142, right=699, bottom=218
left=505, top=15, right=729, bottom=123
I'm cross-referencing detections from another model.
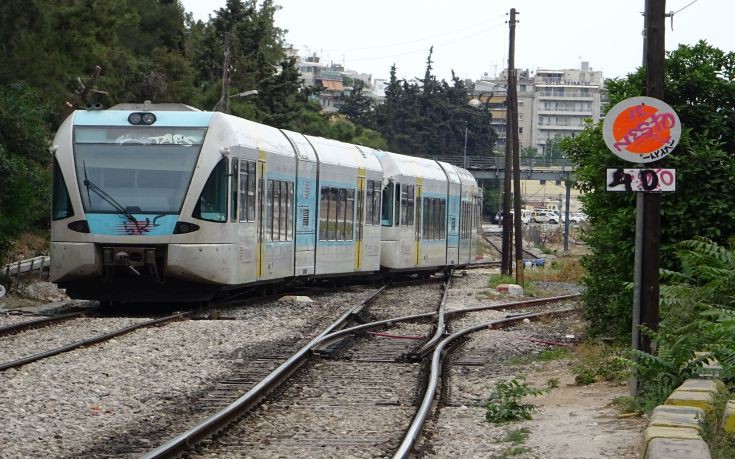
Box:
left=213, top=113, right=295, bottom=156
left=302, top=135, right=382, bottom=172
left=437, top=161, right=478, bottom=188
left=376, top=151, right=449, bottom=182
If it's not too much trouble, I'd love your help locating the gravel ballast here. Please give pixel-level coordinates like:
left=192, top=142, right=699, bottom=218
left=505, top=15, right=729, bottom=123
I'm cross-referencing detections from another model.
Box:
left=0, top=293, right=360, bottom=458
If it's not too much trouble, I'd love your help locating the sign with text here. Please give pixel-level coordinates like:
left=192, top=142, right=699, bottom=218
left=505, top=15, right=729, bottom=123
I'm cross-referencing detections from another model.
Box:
left=606, top=168, right=675, bottom=192
left=602, top=96, right=681, bottom=163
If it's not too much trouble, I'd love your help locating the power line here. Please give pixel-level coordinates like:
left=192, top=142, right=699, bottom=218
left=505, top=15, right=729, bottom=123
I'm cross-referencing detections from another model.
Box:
left=673, top=0, right=700, bottom=15
left=344, top=21, right=506, bottom=63
left=304, top=14, right=506, bottom=53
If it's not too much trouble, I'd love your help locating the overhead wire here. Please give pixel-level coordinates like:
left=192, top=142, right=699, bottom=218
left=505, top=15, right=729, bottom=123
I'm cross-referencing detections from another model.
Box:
left=310, top=13, right=506, bottom=53
left=344, top=20, right=506, bottom=63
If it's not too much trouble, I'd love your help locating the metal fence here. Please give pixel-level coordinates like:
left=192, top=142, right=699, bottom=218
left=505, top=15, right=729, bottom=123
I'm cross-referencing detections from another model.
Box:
left=2, top=256, right=50, bottom=282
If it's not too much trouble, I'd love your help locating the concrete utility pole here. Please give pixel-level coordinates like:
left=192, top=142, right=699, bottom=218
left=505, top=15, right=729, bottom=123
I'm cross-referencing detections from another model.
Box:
left=501, top=8, right=517, bottom=276
left=641, top=0, right=664, bottom=354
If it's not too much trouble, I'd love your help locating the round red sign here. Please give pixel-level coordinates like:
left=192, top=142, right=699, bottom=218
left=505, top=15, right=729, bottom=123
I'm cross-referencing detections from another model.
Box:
left=602, top=96, right=681, bottom=163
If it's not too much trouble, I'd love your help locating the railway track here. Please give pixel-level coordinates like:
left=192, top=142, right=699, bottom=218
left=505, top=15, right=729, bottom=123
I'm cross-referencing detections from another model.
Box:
left=0, top=311, right=191, bottom=371
left=140, top=274, right=578, bottom=458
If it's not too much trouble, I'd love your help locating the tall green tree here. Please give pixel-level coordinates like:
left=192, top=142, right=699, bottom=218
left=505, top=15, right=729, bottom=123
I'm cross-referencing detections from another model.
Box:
left=339, top=79, right=375, bottom=127
left=0, top=83, right=52, bottom=263
left=372, top=50, right=497, bottom=157
left=563, top=41, right=735, bottom=338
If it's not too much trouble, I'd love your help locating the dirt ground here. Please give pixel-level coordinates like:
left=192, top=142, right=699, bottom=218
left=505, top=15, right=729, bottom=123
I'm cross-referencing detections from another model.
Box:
left=523, top=363, right=645, bottom=458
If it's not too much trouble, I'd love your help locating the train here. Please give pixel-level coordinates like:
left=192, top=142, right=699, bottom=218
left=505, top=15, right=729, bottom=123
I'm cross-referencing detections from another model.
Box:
left=49, top=103, right=481, bottom=304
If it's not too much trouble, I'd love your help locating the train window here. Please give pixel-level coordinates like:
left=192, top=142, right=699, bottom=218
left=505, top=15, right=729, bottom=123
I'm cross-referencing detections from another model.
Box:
left=372, top=181, right=381, bottom=225
left=422, top=198, right=431, bottom=240
left=337, top=188, right=346, bottom=240
left=346, top=188, right=354, bottom=240
left=407, top=185, right=414, bottom=226
left=238, top=160, right=257, bottom=222
left=247, top=161, right=256, bottom=220
left=329, top=187, right=338, bottom=240
left=230, top=158, right=238, bottom=222
left=287, top=181, right=294, bottom=240
left=319, top=187, right=329, bottom=241
left=381, top=182, right=394, bottom=226
left=279, top=181, right=287, bottom=241
left=440, top=199, right=446, bottom=239
left=400, top=185, right=408, bottom=226
left=319, top=185, right=354, bottom=241
left=52, top=158, right=74, bottom=220
left=365, top=180, right=374, bottom=225
left=267, top=180, right=275, bottom=240
left=193, top=158, right=227, bottom=222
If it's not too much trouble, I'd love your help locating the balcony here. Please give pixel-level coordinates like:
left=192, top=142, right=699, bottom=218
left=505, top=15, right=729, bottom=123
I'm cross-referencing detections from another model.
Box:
left=537, top=91, right=595, bottom=100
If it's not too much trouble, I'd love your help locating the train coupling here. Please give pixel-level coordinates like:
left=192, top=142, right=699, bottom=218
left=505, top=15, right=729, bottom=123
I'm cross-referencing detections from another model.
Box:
left=102, top=246, right=162, bottom=282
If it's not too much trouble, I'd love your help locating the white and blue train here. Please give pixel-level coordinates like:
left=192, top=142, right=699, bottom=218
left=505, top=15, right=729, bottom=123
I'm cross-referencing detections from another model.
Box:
left=49, top=104, right=481, bottom=303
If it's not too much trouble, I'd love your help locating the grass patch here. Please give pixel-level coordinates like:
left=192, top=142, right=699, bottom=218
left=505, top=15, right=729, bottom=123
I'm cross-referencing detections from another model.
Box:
left=571, top=342, right=629, bottom=386
left=539, top=245, right=555, bottom=255
left=702, top=390, right=735, bottom=459
left=524, top=257, right=585, bottom=283
left=536, top=347, right=570, bottom=361
left=491, top=446, right=533, bottom=458
left=506, top=347, right=570, bottom=366
left=500, top=427, right=531, bottom=444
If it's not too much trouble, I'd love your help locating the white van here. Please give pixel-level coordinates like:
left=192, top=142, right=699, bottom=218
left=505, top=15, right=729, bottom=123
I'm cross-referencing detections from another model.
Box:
left=497, top=209, right=531, bottom=225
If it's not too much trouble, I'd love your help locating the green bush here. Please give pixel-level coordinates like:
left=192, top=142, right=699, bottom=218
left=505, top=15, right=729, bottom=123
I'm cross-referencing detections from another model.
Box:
left=564, top=42, right=735, bottom=339
left=632, top=238, right=735, bottom=410
left=485, top=378, right=544, bottom=424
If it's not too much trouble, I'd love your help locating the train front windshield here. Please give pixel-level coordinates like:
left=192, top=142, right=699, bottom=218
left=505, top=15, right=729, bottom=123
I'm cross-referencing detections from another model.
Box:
left=73, top=126, right=205, bottom=215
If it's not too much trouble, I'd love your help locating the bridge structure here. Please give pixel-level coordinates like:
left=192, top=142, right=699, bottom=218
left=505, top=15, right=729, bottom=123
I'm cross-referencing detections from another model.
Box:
left=431, top=155, right=575, bottom=183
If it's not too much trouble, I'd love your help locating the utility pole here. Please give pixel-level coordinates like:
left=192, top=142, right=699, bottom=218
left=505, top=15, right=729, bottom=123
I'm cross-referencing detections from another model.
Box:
left=501, top=8, right=516, bottom=276
left=640, top=0, right=664, bottom=353
left=509, top=8, right=523, bottom=286
left=463, top=121, right=469, bottom=169
left=219, top=31, right=232, bottom=114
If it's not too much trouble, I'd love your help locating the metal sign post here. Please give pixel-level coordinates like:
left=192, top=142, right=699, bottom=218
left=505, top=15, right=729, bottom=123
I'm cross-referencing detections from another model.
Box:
left=602, top=93, right=680, bottom=397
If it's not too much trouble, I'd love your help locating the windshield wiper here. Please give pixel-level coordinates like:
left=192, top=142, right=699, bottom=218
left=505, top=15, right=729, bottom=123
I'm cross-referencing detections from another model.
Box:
left=83, top=161, right=138, bottom=223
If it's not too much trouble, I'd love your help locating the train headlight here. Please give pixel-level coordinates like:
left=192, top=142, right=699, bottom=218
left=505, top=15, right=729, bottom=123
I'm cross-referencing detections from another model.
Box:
left=173, top=221, right=200, bottom=234
left=128, top=112, right=156, bottom=125
left=67, top=220, right=90, bottom=233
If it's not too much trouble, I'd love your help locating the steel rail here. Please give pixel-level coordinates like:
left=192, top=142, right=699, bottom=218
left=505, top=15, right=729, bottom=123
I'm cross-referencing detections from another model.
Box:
left=393, top=307, right=577, bottom=459
left=141, top=284, right=389, bottom=459
left=312, top=294, right=579, bottom=356
left=0, top=311, right=190, bottom=372
left=0, top=312, right=86, bottom=337
left=142, top=290, right=577, bottom=458
left=410, top=273, right=452, bottom=359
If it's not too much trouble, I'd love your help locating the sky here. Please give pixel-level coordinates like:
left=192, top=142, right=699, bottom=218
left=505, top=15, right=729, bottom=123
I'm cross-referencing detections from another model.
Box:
left=180, top=0, right=735, bottom=83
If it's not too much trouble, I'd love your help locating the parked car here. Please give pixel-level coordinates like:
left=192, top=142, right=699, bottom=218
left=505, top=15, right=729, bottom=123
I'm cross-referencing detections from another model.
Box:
left=530, top=210, right=558, bottom=224
left=569, top=212, right=587, bottom=224
left=497, top=209, right=531, bottom=225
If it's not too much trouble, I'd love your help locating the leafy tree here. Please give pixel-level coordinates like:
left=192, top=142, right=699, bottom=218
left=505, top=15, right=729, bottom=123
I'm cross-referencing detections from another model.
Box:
left=372, top=51, right=497, bottom=157
left=0, top=83, right=52, bottom=263
left=339, top=79, right=374, bottom=127
left=563, top=41, right=735, bottom=338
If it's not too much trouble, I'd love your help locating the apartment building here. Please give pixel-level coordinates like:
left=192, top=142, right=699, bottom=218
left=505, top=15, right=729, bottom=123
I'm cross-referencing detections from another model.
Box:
left=531, top=62, right=602, bottom=153
left=474, top=62, right=603, bottom=154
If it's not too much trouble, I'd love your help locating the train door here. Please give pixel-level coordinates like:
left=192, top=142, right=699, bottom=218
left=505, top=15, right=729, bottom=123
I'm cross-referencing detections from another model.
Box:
left=414, top=183, right=422, bottom=266
left=355, top=173, right=365, bottom=270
